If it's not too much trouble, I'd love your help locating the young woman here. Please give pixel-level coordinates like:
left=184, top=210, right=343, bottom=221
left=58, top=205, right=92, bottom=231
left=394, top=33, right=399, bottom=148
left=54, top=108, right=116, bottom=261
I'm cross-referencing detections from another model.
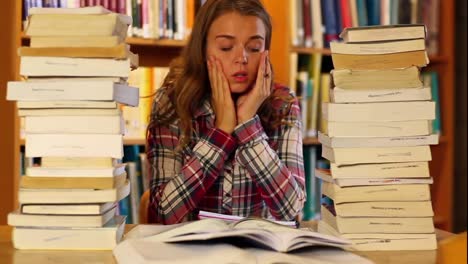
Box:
left=146, top=0, right=305, bottom=224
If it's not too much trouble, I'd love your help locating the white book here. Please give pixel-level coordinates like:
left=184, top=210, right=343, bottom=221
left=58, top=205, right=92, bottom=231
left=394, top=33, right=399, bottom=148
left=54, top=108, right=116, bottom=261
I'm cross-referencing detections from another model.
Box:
left=332, top=201, right=434, bottom=218
left=321, top=205, right=435, bottom=234
left=12, top=215, right=126, bottom=250
left=322, top=101, right=435, bottom=122
left=318, top=132, right=439, bottom=148
left=330, top=87, right=432, bottom=103
left=8, top=207, right=116, bottom=228
left=26, top=163, right=126, bottom=177
left=20, top=57, right=134, bottom=77
left=330, top=39, right=426, bottom=55
left=18, top=180, right=130, bottom=204
left=330, top=162, right=430, bottom=179
left=18, top=108, right=121, bottom=116
left=29, top=6, right=113, bottom=15
left=25, top=115, right=125, bottom=134
left=21, top=202, right=117, bottom=215
left=7, top=81, right=139, bottom=107
left=324, top=120, right=432, bottom=138
left=26, top=76, right=125, bottom=82
left=315, top=168, right=433, bottom=187
left=17, top=100, right=118, bottom=109
left=25, top=134, right=123, bottom=158
left=331, top=67, right=423, bottom=90
left=322, top=145, right=432, bottom=165
left=321, top=181, right=431, bottom=204
left=318, top=221, right=437, bottom=251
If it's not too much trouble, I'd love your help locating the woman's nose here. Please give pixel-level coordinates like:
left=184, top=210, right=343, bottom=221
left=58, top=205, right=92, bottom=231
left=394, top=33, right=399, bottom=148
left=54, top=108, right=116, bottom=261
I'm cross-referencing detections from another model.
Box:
left=235, top=49, right=248, bottom=65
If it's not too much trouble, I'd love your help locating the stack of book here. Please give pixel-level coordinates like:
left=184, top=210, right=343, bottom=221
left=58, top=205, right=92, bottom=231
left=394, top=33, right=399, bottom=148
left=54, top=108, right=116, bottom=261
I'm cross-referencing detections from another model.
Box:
left=316, top=25, right=439, bottom=251
left=6, top=6, right=138, bottom=250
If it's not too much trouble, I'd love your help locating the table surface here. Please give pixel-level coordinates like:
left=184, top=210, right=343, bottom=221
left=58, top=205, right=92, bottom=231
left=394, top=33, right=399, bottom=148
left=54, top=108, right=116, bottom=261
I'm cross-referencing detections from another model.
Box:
left=0, top=224, right=453, bottom=264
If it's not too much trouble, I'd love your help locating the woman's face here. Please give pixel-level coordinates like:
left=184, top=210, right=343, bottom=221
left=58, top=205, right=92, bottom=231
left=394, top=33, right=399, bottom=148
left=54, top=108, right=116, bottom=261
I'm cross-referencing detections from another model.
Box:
left=206, top=11, right=266, bottom=94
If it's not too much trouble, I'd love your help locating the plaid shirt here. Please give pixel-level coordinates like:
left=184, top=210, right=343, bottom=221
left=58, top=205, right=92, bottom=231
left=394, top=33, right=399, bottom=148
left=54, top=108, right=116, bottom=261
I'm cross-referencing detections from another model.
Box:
left=147, top=84, right=306, bottom=224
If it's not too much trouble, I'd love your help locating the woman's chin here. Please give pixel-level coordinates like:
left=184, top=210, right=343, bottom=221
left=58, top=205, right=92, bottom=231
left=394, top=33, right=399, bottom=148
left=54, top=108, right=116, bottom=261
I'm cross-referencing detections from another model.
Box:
left=229, top=83, right=251, bottom=94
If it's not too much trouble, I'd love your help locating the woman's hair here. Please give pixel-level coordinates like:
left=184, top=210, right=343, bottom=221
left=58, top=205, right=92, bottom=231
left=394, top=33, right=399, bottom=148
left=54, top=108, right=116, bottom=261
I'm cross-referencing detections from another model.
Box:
left=149, top=0, right=294, bottom=148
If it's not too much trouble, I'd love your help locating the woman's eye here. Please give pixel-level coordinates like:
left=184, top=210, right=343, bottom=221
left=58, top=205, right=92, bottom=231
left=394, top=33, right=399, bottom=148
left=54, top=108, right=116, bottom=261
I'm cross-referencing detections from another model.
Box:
left=248, top=47, right=261, bottom=52
left=220, top=47, right=232, bottom=52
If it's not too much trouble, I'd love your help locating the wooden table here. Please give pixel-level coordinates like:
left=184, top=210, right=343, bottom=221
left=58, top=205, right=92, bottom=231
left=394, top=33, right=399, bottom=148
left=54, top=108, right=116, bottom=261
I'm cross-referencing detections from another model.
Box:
left=0, top=225, right=453, bottom=264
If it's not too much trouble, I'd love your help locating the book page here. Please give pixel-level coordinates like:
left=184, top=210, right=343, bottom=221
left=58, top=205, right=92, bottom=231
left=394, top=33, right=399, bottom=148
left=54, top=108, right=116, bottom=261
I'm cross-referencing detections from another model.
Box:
left=144, top=219, right=230, bottom=242
left=114, top=239, right=256, bottom=264
left=233, top=218, right=298, bottom=233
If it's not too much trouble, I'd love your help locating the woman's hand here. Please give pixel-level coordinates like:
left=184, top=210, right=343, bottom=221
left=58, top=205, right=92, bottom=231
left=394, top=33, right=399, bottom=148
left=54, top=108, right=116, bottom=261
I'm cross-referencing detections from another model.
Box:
left=207, top=56, right=237, bottom=134
left=236, top=51, right=272, bottom=124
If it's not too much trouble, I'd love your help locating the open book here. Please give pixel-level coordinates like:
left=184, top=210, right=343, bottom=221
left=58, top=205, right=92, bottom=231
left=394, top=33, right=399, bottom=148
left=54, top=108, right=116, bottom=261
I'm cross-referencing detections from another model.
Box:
left=144, top=218, right=349, bottom=253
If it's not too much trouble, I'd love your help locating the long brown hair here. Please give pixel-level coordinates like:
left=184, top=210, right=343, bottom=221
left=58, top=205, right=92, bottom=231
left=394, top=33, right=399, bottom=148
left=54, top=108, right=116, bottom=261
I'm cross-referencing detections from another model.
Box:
left=149, top=0, right=294, bottom=148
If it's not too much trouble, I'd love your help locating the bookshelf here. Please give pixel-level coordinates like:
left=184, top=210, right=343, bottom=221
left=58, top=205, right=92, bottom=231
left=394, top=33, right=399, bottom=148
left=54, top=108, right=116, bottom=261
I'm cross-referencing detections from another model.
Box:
left=0, top=1, right=454, bottom=230
left=283, top=1, right=455, bottom=231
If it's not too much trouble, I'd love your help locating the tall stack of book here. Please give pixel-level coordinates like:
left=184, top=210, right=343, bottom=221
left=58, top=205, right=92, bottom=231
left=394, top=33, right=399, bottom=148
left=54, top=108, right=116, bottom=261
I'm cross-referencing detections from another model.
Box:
left=6, top=6, right=138, bottom=250
left=316, top=25, right=439, bottom=251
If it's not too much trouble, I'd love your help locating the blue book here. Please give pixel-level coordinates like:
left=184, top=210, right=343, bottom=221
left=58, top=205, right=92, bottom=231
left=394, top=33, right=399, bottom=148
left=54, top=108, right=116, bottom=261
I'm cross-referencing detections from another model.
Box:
left=118, top=196, right=133, bottom=224
left=430, top=72, right=442, bottom=134
left=356, top=0, right=368, bottom=26
left=366, top=0, right=381, bottom=25
left=321, top=0, right=340, bottom=47
left=302, top=146, right=318, bottom=221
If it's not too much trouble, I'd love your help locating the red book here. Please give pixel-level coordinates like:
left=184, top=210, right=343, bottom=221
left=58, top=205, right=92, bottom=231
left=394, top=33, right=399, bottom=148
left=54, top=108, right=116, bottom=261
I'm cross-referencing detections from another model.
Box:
left=302, top=0, right=312, bottom=47
left=339, top=0, right=353, bottom=30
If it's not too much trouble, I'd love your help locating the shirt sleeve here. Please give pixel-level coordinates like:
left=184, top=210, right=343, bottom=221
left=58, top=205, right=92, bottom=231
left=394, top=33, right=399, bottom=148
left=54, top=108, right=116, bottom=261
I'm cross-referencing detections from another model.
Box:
left=146, top=93, right=236, bottom=225
left=232, top=96, right=306, bottom=221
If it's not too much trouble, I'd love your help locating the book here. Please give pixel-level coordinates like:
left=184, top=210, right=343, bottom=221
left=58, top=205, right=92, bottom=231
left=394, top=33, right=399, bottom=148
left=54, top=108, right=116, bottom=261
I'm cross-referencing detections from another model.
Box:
left=322, top=145, right=432, bottom=165
left=30, top=35, right=122, bottom=48
left=318, top=220, right=437, bottom=251
left=18, top=180, right=130, bottom=204
left=20, top=173, right=127, bottom=189
left=329, top=161, right=430, bottom=179
left=26, top=163, right=126, bottom=177
left=21, top=202, right=117, bottom=215
left=339, top=24, right=426, bottom=43
left=7, top=80, right=139, bottom=106
left=144, top=218, right=349, bottom=253
left=12, top=215, right=126, bottom=250
left=28, top=6, right=114, bottom=15
left=322, top=101, right=435, bottom=122
left=25, top=76, right=125, bottom=82
left=25, top=13, right=130, bottom=40
left=25, top=134, right=123, bottom=158
left=318, top=132, right=439, bottom=148
left=18, top=108, right=122, bottom=117
left=330, top=39, right=426, bottom=55
left=24, top=115, right=125, bottom=134
left=316, top=168, right=433, bottom=187
left=331, top=50, right=429, bottom=70
left=323, top=120, right=433, bottom=138
left=197, top=210, right=297, bottom=228
left=41, top=157, right=118, bottom=168
left=18, top=44, right=137, bottom=62
left=17, top=100, right=118, bottom=109
left=8, top=206, right=116, bottom=228
left=20, top=57, right=136, bottom=77
left=115, top=228, right=372, bottom=264
left=321, top=181, right=431, bottom=204
left=330, top=87, right=431, bottom=103
left=331, top=67, right=423, bottom=90
left=321, top=205, right=434, bottom=234
left=324, top=199, right=434, bottom=218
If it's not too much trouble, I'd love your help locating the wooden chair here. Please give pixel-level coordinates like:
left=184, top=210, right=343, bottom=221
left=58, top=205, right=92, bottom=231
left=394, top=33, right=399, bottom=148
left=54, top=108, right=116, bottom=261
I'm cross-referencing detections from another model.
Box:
left=437, top=231, right=467, bottom=264
left=139, top=190, right=150, bottom=224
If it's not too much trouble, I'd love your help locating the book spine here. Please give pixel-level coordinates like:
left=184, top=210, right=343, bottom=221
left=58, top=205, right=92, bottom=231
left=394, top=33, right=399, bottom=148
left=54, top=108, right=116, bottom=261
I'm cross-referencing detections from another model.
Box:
left=320, top=0, right=339, bottom=47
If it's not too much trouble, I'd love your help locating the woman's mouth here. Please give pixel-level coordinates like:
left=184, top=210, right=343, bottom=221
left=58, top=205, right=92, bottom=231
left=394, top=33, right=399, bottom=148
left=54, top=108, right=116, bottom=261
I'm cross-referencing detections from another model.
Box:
left=232, top=71, right=248, bottom=82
